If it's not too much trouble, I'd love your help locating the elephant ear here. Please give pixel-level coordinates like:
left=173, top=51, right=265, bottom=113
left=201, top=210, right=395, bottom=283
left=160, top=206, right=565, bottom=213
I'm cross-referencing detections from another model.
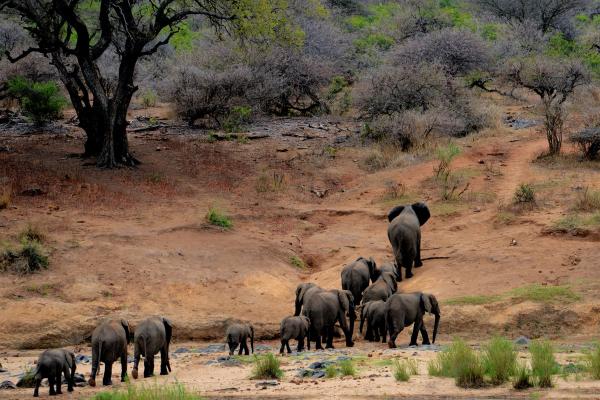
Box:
left=120, top=320, right=131, bottom=344
left=387, top=205, right=406, bottom=222
left=337, top=290, right=351, bottom=313
left=162, top=317, right=173, bottom=344
left=367, top=257, right=377, bottom=275
left=411, top=202, right=431, bottom=226
left=420, top=293, right=433, bottom=314
left=383, top=273, right=397, bottom=292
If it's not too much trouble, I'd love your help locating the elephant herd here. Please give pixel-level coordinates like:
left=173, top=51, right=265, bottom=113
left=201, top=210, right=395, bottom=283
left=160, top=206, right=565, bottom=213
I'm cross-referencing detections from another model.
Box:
left=28, top=202, right=438, bottom=397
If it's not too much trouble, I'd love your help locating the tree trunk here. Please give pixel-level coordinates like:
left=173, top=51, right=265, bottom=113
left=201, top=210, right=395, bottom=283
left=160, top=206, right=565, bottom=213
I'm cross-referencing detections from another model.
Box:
left=543, top=99, right=564, bottom=156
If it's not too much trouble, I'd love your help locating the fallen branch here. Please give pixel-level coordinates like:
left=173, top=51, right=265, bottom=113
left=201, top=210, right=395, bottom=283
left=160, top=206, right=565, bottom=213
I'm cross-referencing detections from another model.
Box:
left=421, top=256, right=451, bottom=261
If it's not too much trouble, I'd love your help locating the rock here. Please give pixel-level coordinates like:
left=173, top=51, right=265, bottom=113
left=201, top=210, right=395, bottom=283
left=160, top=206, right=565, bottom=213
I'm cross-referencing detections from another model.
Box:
left=255, top=380, right=279, bottom=388
left=276, top=147, right=289, bottom=152
left=510, top=239, right=518, bottom=246
left=196, top=344, right=225, bottom=354
left=75, top=354, right=91, bottom=364
left=308, top=360, right=334, bottom=370
left=62, top=373, right=87, bottom=387
left=254, top=344, right=272, bottom=352
left=296, top=369, right=311, bottom=378
left=21, top=187, right=45, bottom=196
left=312, top=370, right=326, bottom=379
left=0, top=368, right=7, bottom=373
left=0, top=381, right=16, bottom=390
left=514, top=336, right=530, bottom=345
left=174, top=347, right=191, bottom=354
left=478, top=159, right=485, bottom=164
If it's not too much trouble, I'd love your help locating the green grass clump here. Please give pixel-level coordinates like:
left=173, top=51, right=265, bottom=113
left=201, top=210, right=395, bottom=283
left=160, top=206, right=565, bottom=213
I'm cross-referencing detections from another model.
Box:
left=482, top=337, right=517, bottom=385
left=16, top=366, right=37, bottom=388
left=289, top=255, right=306, bottom=270
left=1, top=239, right=49, bottom=274
left=514, top=183, right=536, bottom=204
left=585, top=343, right=600, bottom=379
left=325, top=363, right=337, bottom=378
left=393, top=359, right=418, bottom=382
left=339, top=359, right=357, bottom=377
left=251, top=353, right=283, bottom=380
left=509, top=284, right=580, bottom=303
left=18, top=224, right=45, bottom=243
left=445, top=294, right=502, bottom=305
left=512, top=361, right=533, bottom=390
left=91, top=383, right=201, bottom=399
left=428, top=339, right=484, bottom=388
left=205, top=206, right=233, bottom=229
left=575, top=187, right=600, bottom=212
left=530, top=340, right=557, bottom=388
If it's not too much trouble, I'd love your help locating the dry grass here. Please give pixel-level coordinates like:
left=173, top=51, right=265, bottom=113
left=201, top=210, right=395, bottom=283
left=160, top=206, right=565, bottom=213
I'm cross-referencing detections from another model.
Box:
left=575, top=187, right=600, bottom=212
left=359, top=145, right=415, bottom=172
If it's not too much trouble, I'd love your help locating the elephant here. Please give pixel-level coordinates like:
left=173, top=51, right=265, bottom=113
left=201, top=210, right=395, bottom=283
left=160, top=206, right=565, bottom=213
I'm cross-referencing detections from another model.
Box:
left=341, top=257, right=378, bottom=307
left=33, top=349, right=76, bottom=397
left=225, top=323, right=254, bottom=355
left=387, top=202, right=431, bottom=280
left=279, top=315, right=310, bottom=354
left=384, top=292, right=440, bottom=348
left=302, top=289, right=354, bottom=350
left=362, top=271, right=397, bottom=304
left=294, top=283, right=323, bottom=316
left=360, top=300, right=386, bottom=343
left=88, top=319, right=131, bottom=387
left=131, top=316, right=173, bottom=380
left=377, top=261, right=400, bottom=281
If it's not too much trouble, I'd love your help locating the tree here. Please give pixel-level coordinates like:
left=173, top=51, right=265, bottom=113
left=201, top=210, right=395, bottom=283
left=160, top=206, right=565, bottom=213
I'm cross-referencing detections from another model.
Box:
left=0, top=0, right=293, bottom=168
left=475, top=0, right=588, bottom=33
left=506, top=58, right=589, bottom=155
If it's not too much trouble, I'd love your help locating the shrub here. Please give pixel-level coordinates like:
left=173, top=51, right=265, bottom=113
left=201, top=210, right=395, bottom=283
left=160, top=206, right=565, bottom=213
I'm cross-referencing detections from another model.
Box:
left=16, top=366, right=37, bottom=388
left=514, top=184, right=535, bottom=204
left=205, top=206, right=233, bottom=229
left=289, top=255, right=306, bottom=270
left=139, top=88, right=157, bottom=108
left=585, top=343, right=600, bottom=379
left=393, top=359, right=418, bottom=382
left=512, top=361, right=533, bottom=390
left=325, top=363, right=337, bottom=378
left=251, top=354, right=283, bottom=379
left=1, top=240, right=49, bottom=274
left=434, top=143, right=461, bottom=179
left=530, top=340, right=557, bottom=388
left=91, top=383, right=201, bottom=399
left=339, top=359, right=356, bottom=376
left=575, top=187, right=600, bottom=212
left=255, top=171, right=285, bottom=193
left=7, top=76, right=67, bottom=125
left=428, top=339, right=484, bottom=388
left=482, top=337, right=517, bottom=385
left=571, top=127, right=600, bottom=160
left=222, top=106, right=252, bottom=133
left=18, top=224, right=45, bottom=243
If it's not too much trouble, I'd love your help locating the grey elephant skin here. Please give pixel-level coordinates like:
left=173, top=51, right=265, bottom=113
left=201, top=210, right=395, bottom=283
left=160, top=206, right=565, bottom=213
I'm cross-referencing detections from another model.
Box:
left=226, top=323, right=254, bottom=355
left=294, top=283, right=323, bottom=316
left=360, top=300, right=386, bottom=343
left=33, top=348, right=76, bottom=397
left=132, top=316, right=173, bottom=379
left=279, top=315, right=310, bottom=354
left=88, top=319, right=131, bottom=387
left=384, top=292, right=440, bottom=348
left=387, top=202, right=431, bottom=280
left=362, top=271, right=397, bottom=304
left=341, top=257, right=378, bottom=308
left=302, top=289, right=354, bottom=350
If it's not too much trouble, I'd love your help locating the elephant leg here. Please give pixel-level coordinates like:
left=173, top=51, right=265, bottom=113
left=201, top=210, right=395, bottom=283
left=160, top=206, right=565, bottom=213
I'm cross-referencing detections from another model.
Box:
left=48, top=375, right=56, bottom=395
left=279, top=340, right=286, bottom=355
left=403, top=259, right=414, bottom=279
left=243, top=339, right=250, bottom=356
left=409, top=321, right=421, bottom=346
left=297, top=336, right=304, bottom=352
left=160, top=347, right=169, bottom=375
left=132, top=344, right=140, bottom=379
left=55, top=370, right=62, bottom=394
left=315, top=331, right=323, bottom=350
left=365, top=320, right=373, bottom=341
left=415, top=234, right=423, bottom=268
left=420, top=322, right=431, bottom=345
left=144, top=355, right=154, bottom=378
left=121, top=352, right=128, bottom=382
left=380, top=324, right=387, bottom=344
left=325, top=326, right=334, bottom=349
left=63, top=365, right=73, bottom=393
left=286, top=340, right=292, bottom=354
left=33, top=377, right=41, bottom=397
left=103, top=362, right=113, bottom=386
left=373, top=325, right=380, bottom=342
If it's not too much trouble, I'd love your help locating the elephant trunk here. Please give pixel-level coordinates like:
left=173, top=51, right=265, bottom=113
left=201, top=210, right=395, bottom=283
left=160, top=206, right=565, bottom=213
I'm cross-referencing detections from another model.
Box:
left=432, top=313, right=440, bottom=344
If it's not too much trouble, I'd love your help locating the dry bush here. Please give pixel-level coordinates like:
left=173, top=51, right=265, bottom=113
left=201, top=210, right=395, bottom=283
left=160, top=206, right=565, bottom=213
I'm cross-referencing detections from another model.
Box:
left=575, top=187, right=600, bottom=211
left=360, top=145, right=413, bottom=172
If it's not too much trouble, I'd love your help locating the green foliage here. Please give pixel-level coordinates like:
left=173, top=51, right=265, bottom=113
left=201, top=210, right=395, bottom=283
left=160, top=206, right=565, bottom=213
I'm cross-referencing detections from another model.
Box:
left=289, top=255, right=306, bottom=270
left=169, top=21, right=202, bottom=52
left=1, top=239, right=49, bottom=275
left=339, top=359, right=357, bottom=376
left=223, top=106, right=253, bottom=133
left=440, top=1, right=476, bottom=31
left=16, top=366, right=37, bottom=388
left=513, top=362, right=533, bottom=390
left=326, top=76, right=349, bottom=101
left=446, top=294, right=502, bottom=305
left=7, top=77, right=67, bottom=125
left=509, top=284, right=581, bottom=303
left=428, top=339, right=484, bottom=388
left=139, top=88, right=158, bottom=108
left=251, top=353, right=284, bottom=379
left=434, top=143, right=461, bottom=179
left=393, top=359, right=418, bottom=382
left=205, top=206, right=233, bottom=229
left=575, top=187, right=600, bottom=212
left=325, top=364, right=337, bottom=378
left=482, top=337, right=517, bottom=385
left=354, top=33, right=394, bottom=52
left=91, top=383, right=202, bottom=400
left=585, top=343, right=600, bottom=379
left=481, top=23, right=499, bottom=41
left=530, top=340, right=557, bottom=388
left=546, top=32, right=600, bottom=77
left=514, top=184, right=535, bottom=204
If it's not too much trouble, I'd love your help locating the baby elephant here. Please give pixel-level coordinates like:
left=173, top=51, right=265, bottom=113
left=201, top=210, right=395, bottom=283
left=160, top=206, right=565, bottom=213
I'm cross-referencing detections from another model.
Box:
left=132, top=316, right=173, bottom=379
left=225, top=323, right=254, bottom=355
left=33, top=348, right=76, bottom=397
left=279, top=316, right=310, bottom=354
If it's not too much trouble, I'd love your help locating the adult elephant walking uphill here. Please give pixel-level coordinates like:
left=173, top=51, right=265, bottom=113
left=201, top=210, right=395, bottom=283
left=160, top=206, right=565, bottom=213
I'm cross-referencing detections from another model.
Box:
left=132, top=316, right=173, bottom=379
left=387, top=202, right=430, bottom=280
left=385, top=292, right=440, bottom=348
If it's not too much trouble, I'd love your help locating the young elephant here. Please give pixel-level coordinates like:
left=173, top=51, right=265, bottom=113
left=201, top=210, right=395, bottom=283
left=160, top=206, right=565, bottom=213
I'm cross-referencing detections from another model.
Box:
left=226, top=323, right=254, bottom=355
left=33, top=349, right=76, bottom=397
left=279, top=315, right=310, bottom=354
left=88, top=319, right=131, bottom=387
left=132, top=316, right=173, bottom=379
left=302, top=289, right=354, bottom=350
left=387, top=202, right=431, bottom=280
left=362, top=271, right=397, bottom=304
left=360, top=300, right=386, bottom=343
left=341, top=257, right=378, bottom=308
left=385, top=292, right=440, bottom=348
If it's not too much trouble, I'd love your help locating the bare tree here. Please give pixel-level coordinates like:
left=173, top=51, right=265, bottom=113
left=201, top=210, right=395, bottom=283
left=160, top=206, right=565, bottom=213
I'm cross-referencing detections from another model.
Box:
left=506, top=58, right=589, bottom=154
left=0, top=1, right=280, bottom=168
left=475, top=0, right=588, bottom=33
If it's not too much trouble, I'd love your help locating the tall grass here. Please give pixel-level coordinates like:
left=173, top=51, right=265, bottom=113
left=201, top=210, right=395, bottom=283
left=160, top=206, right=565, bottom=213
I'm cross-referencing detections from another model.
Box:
left=325, top=364, right=337, bottom=378
left=585, top=343, right=600, bottom=379
left=512, top=361, right=533, bottom=390
left=1, top=239, right=49, bottom=274
left=339, top=359, right=356, bottom=376
left=393, top=359, right=418, bottom=382
left=482, top=337, right=517, bottom=384
left=251, top=354, right=283, bottom=379
left=91, top=383, right=201, bottom=399
left=530, top=340, right=557, bottom=387
left=427, top=339, right=484, bottom=388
